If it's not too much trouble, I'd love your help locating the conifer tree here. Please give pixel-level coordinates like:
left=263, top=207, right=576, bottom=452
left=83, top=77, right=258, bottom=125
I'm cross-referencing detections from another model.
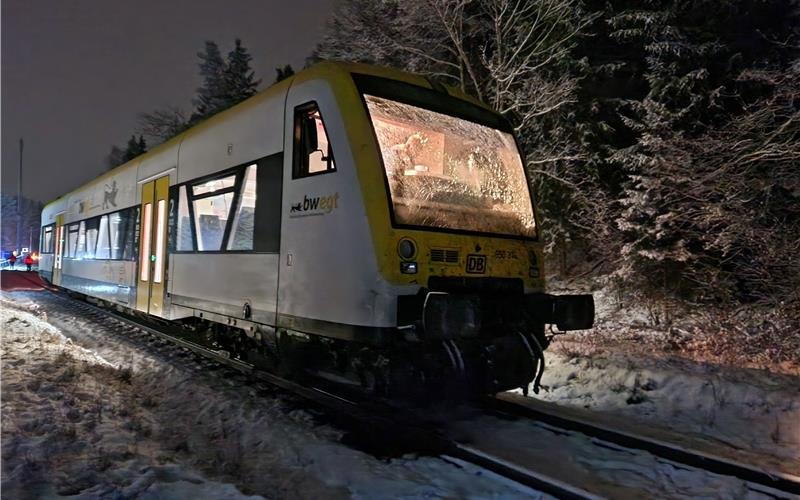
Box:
left=106, top=135, right=147, bottom=169
left=105, top=145, right=126, bottom=170
left=224, top=38, right=261, bottom=103
left=192, top=41, right=228, bottom=121
left=123, top=135, right=146, bottom=162
left=274, top=64, right=294, bottom=83
left=138, top=106, right=189, bottom=144
left=608, top=0, right=799, bottom=305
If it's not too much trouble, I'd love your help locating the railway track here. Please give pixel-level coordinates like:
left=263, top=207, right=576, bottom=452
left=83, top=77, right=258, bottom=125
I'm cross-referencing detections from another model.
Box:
left=483, top=394, right=800, bottom=497
left=7, top=273, right=800, bottom=499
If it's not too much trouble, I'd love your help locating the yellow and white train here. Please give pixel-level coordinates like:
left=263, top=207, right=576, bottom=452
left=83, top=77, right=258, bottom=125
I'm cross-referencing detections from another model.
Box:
left=39, top=62, right=593, bottom=398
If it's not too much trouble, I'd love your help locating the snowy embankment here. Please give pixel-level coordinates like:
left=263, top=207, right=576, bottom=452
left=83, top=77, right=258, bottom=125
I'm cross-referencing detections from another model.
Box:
left=531, top=351, right=800, bottom=474
left=0, top=299, right=262, bottom=498
left=519, top=285, right=800, bottom=475
left=1, top=292, right=543, bottom=499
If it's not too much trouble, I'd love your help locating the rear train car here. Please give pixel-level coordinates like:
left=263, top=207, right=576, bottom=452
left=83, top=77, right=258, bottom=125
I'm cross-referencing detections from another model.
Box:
left=40, top=62, right=593, bottom=398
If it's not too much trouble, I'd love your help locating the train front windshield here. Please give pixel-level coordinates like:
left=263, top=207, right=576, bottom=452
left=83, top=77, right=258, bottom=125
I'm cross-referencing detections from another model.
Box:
left=364, top=94, right=536, bottom=238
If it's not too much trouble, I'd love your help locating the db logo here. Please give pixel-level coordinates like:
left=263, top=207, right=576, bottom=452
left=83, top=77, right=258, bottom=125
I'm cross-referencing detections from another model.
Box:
left=466, top=254, right=487, bottom=274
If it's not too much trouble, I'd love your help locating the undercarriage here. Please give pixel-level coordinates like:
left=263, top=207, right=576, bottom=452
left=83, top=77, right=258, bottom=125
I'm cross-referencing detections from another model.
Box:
left=187, top=290, right=594, bottom=402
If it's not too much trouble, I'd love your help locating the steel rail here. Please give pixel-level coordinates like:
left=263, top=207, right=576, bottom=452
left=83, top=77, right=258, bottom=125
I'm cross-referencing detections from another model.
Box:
left=485, top=393, right=800, bottom=497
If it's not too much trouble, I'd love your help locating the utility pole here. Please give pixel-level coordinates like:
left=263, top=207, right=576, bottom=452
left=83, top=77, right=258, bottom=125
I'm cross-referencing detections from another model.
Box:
left=16, top=138, right=24, bottom=253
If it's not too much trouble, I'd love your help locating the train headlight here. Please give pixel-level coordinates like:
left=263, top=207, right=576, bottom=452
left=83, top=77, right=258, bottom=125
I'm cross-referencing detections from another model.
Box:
left=397, top=238, right=417, bottom=260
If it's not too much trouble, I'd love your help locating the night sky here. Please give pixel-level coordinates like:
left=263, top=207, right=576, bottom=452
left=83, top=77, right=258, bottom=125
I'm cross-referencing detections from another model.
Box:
left=2, top=0, right=336, bottom=204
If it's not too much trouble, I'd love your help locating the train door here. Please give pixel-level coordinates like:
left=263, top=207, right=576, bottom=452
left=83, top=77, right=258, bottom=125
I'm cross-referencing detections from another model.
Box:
left=135, top=175, right=169, bottom=316
left=52, top=214, right=65, bottom=286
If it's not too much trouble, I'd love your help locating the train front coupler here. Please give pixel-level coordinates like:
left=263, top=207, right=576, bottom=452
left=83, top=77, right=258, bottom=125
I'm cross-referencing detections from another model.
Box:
left=523, top=293, right=595, bottom=332
left=420, top=291, right=595, bottom=394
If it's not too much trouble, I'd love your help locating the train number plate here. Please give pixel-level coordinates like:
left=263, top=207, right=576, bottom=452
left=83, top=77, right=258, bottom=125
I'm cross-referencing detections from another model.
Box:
left=466, top=254, right=487, bottom=274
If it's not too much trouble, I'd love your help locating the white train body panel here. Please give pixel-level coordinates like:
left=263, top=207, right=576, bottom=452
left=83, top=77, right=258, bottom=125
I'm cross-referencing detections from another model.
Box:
left=60, top=259, right=137, bottom=305
left=176, top=90, right=284, bottom=184
left=169, top=253, right=279, bottom=325
left=278, top=79, right=389, bottom=331
left=65, top=164, right=139, bottom=223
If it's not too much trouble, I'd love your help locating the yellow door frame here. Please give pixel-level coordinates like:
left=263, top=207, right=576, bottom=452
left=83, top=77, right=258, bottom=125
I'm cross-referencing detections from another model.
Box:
left=135, top=175, right=170, bottom=315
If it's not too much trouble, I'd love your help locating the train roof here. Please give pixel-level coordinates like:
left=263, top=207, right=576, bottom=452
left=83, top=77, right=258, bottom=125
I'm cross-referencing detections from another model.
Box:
left=43, top=61, right=494, bottom=210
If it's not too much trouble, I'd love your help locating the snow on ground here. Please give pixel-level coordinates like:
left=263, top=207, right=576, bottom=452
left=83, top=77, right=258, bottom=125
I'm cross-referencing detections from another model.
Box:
left=1, top=291, right=546, bottom=499
left=519, top=343, right=800, bottom=475
left=527, top=280, right=800, bottom=475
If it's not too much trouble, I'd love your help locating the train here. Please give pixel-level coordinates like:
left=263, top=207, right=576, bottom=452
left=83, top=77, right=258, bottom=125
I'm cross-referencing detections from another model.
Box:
left=39, top=62, right=593, bottom=400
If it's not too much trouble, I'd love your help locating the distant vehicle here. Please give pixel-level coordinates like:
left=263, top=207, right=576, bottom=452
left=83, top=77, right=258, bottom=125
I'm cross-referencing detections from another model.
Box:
left=39, top=62, right=593, bottom=399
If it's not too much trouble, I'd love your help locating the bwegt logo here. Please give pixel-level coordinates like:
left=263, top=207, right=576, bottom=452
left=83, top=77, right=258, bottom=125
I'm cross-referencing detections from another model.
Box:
left=290, top=192, right=340, bottom=216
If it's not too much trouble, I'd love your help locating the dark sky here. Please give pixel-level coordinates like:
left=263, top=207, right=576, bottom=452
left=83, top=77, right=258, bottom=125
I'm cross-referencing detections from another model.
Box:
left=2, top=0, right=336, bottom=204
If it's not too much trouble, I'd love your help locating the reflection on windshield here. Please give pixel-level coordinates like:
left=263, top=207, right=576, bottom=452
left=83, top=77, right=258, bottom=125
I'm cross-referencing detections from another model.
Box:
left=365, top=95, right=536, bottom=238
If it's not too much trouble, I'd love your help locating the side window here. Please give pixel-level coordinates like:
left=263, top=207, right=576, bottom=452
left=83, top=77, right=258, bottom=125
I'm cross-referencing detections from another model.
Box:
left=42, top=225, right=54, bottom=254
left=108, top=208, right=139, bottom=260
left=123, top=206, right=140, bottom=260
left=174, top=158, right=273, bottom=253
left=67, top=224, right=79, bottom=258
left=194, top=194, right=233, bottom=250
left=176, top=186, right=193, bottom=251
left=169, top=185, right=194, bottom=252
left=109, top=212, right=124, bottom=259
left=253, top=152, right=283, bottom=253
left=54, top=212, right=139, bottom=260
left=96, top=215, right=110, bottom=259
left=293, top=102, right=336, bottom=178
left=76, top=222, right=87, bottom=258
left=192, top=174, right=237, bottom=251
left=84, top=218, right=100, bottom=259
left=228, top=164, right=257, bottom=250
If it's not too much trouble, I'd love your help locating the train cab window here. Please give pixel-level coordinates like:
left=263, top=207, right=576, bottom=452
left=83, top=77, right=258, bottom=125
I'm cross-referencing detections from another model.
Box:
left=228, top=164, right=257, bottom=250
left=293, top=103, right=336, bottom=178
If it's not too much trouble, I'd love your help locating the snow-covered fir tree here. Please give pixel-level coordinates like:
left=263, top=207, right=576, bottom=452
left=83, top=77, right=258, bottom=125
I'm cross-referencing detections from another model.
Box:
left=192, top=41, right=228, bottom=121
left=274, top=64, right=294, bottom=83
left=106, top=135, right=147, bottom=169
left=224, top=39, right=261, bottom=103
